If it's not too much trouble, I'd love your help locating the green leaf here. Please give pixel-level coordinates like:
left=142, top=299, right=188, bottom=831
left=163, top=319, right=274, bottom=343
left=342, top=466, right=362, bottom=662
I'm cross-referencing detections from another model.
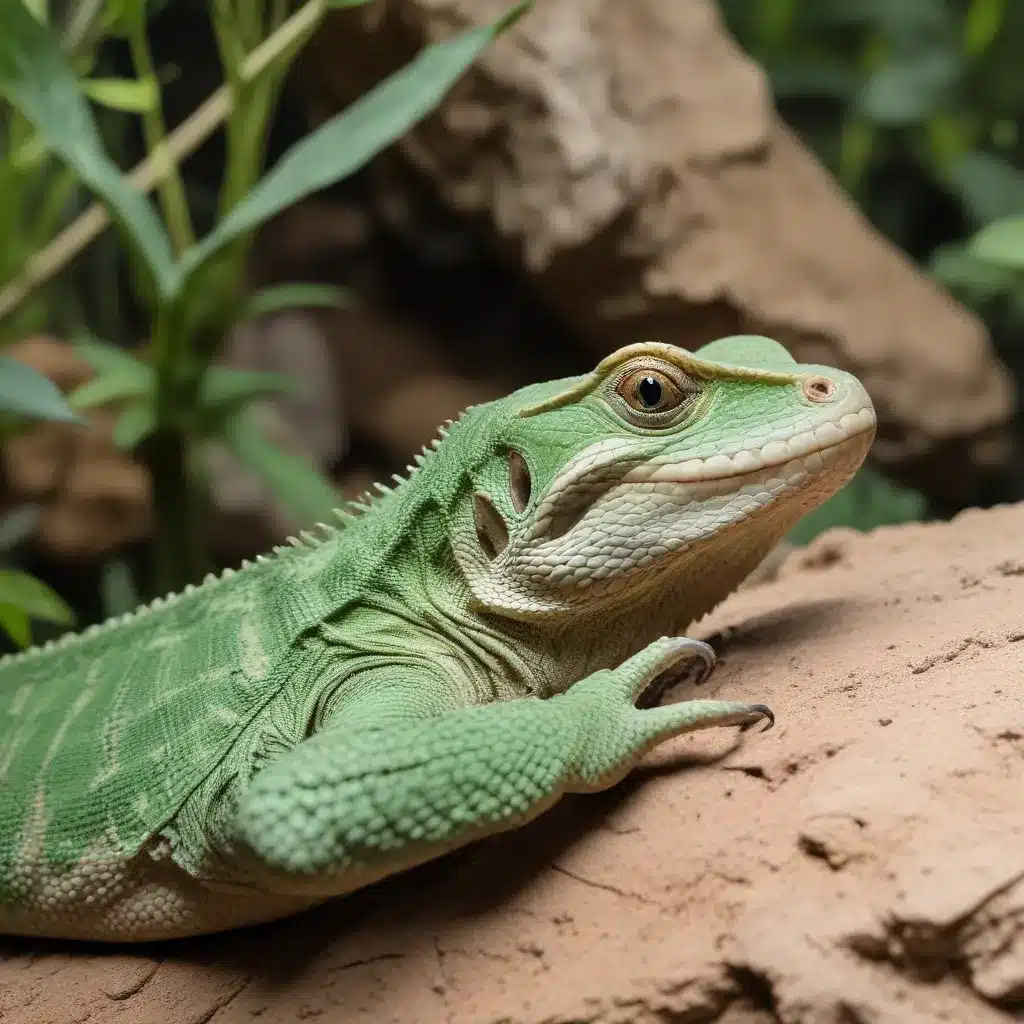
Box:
left=856, top=50, right=961, bottom=126
left=0, top=0, right=177, bottom=297
left=21, top=0, right=47, bottom=22
left=9, top=131, right=47, bottom=171
left=930, top=243, right=1019, bottom=301
left=964, top=0, right=1006, bottom=58
left=243, top=282, right=352, bottom=321
left=69, top=369, right=155, bottom=410
left=0, top=356, right=84, bottom=423
left=201, top=367, right=302, bottom=411
left=946, top=152, right=1024, bottom=229
left=968, top=215, right=1024, bottom=271
left=326, top=0, right=377, bottom=6
left=113, top=399, right=157, bottom=449
left=81, top=75, right=159, bottom=113
left=99, top=0, right=152, bottom=37
left=0, top=569, right=73, bottom=624
left=176, top=2, right=530, bottom=296
left=69, top=337, right=155, bottom=409
left=72, top=336, right=152, bottom=378
left=0, top=602, right=31, bottom=648
left=222, top=412, right=340, bottom=526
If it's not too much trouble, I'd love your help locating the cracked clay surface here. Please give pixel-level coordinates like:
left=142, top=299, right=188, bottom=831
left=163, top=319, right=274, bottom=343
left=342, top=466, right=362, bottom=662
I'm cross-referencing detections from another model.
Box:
left=2, top=504, right=1023, bottom=1023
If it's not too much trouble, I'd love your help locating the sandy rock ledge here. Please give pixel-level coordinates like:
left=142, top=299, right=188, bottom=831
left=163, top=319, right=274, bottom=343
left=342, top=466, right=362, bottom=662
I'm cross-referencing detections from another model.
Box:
left=2, top=503, right=1023, bottom=1022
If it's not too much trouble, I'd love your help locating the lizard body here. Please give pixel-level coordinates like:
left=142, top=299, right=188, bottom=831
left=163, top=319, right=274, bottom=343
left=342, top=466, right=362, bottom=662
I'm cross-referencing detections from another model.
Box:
left=0, top=335, right=875, bottom=941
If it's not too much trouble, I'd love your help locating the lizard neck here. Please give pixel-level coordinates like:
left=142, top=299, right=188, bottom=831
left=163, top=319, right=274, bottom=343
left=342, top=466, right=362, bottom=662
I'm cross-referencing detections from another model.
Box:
left=491, top=512, right=786, bottom=697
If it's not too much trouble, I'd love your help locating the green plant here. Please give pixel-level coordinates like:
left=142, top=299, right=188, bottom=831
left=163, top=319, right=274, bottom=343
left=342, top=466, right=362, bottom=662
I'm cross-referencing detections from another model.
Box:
left=0, top=355, right=80, bottom=646
left=931, top=210, right=1024, bottom=325
left=0, top=0, right=531, bottom=598
left=0, top=0, right=165, bottom=345
left=720, top=0, right=1024, bottom=220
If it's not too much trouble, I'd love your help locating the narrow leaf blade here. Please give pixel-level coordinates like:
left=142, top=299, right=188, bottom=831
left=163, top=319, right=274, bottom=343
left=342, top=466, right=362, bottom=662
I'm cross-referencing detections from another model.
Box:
left=222, top=413, right=340, bottom=526
left=113, top=400, right=157, bottom=449
left=72, top=336, right=153, bottom=378
left=243, top=283, right=352, bottom=321
left=0, top=569, right=74, bottom=624
left=0, top=602, right=31, bottom=648
left=180, top=2, right=530, bottom=284
left=81, top=75, right=159, bottom=114
left=0, top=0, right=177, bottom=295
left=968, top=215, right=1024, bottom=271
left=0, top=356, right=84, bottom=423
left=70, top=370, right=154, bottom=410
left=201, top=367, right=303, bottom=411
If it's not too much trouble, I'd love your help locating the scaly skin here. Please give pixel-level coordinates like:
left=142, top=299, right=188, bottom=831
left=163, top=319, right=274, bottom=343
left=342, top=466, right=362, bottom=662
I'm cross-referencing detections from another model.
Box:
left=0, top=335, right=875, bottom=941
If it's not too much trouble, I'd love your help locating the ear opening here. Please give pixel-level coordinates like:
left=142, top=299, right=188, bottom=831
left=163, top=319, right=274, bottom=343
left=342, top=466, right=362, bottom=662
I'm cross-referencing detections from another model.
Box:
left=508, top=449, right=532, bottom=514
left=474, top=492, right=509, bottom=560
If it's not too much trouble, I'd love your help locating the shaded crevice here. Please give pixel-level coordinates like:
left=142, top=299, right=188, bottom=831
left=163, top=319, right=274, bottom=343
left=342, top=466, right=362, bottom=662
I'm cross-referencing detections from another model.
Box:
left=724, top=964, right=782, bottom=1022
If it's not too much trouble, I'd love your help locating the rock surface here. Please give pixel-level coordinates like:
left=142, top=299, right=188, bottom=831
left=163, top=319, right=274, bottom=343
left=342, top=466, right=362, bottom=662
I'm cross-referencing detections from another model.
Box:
left=3, top=503, right=1023, bottom=1023
left=303, top=0, right=1016, bottom=506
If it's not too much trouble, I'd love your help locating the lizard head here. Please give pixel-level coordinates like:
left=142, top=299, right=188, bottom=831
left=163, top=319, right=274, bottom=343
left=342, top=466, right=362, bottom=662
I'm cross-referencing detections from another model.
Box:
left=446, top=335, right=875, bottom=625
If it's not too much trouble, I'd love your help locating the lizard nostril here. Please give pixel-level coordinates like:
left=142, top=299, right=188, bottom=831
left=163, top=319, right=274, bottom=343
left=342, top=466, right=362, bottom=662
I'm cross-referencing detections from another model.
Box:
left=803, top=376, right=836, bottom=403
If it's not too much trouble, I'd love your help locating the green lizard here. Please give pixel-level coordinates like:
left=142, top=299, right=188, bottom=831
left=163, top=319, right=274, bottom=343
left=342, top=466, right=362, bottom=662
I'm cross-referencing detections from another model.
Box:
left=0, top=335, right=874, bottom=942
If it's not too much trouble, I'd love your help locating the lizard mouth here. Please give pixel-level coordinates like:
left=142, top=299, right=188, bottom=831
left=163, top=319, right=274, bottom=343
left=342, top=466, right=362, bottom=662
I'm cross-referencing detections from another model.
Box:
left=623, top=407, right=877, bottom=489
left=527, top=406, right=876, bottom=548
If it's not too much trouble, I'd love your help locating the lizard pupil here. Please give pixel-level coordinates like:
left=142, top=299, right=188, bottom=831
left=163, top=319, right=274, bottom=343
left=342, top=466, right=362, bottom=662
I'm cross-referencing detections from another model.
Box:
left=636, top=376, right=663, bottom=408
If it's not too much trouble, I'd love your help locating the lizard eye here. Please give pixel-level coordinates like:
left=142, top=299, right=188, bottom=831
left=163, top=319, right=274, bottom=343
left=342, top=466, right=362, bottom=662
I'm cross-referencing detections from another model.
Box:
left=613, top=364, right=699, bottom=424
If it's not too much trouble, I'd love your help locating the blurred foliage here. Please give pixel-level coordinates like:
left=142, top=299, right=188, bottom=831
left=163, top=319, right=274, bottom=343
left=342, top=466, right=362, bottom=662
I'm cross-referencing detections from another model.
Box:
left=0, top=353, right=80, bottom=646
left=0, top=0, right=529, bottom=602
left=721, top=0, right=1024, bottom=540
left=0, top=0, right=170, bottom=344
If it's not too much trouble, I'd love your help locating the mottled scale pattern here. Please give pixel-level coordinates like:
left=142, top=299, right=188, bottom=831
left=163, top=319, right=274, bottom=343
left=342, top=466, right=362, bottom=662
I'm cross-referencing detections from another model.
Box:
left=0, top=547, right=333, bottom=930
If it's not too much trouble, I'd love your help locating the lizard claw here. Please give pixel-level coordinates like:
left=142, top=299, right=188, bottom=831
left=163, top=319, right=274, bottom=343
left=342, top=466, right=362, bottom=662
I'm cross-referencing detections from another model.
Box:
left=635, top=637, right=717, bottom=709
left=738, top=703, right=775, bottom=733
left=686, top=639, right=717, bottom=687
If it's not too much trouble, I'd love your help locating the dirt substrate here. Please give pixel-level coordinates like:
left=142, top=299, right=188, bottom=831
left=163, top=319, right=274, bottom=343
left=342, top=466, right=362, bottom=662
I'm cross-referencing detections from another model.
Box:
left=2, top=503, right=1023, bottom=1023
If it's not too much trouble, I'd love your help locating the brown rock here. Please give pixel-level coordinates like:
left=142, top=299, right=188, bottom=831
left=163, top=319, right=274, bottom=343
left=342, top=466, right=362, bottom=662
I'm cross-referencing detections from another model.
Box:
left=323, top=304, right=507, bottom=461
left=300, top=0, right=1015, bottom=506
left=3, top=495, right=1024, bottom=1021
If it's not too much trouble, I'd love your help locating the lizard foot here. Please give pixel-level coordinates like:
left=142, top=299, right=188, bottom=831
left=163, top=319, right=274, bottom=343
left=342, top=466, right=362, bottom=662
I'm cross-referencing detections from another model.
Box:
left=566, top=637, right=775, bottom=789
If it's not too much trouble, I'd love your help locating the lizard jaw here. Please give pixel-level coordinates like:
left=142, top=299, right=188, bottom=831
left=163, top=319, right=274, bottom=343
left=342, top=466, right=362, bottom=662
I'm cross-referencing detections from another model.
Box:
left=621, top=406, right=877, bottom=489
left=466, top=421, right=874, bottom=620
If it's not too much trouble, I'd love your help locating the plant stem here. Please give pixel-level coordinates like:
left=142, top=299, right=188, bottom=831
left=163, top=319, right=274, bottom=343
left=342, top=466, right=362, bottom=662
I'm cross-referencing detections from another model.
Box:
left=143, top=428, right=209, bottom=596
left=125, top=18, right=195, bottom=255
left=0, top=0, right=329, bottom=324
left=62, top=0, right=106, bottom=58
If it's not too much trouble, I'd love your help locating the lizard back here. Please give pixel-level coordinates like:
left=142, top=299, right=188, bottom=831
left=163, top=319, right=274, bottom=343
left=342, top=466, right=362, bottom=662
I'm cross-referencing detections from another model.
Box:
left=0, top=534, right=360, bottom=902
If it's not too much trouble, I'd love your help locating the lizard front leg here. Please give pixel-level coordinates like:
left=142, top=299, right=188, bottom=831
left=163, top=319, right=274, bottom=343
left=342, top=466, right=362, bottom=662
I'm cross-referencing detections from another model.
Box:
left=230, top=637, right=772, bottom=897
